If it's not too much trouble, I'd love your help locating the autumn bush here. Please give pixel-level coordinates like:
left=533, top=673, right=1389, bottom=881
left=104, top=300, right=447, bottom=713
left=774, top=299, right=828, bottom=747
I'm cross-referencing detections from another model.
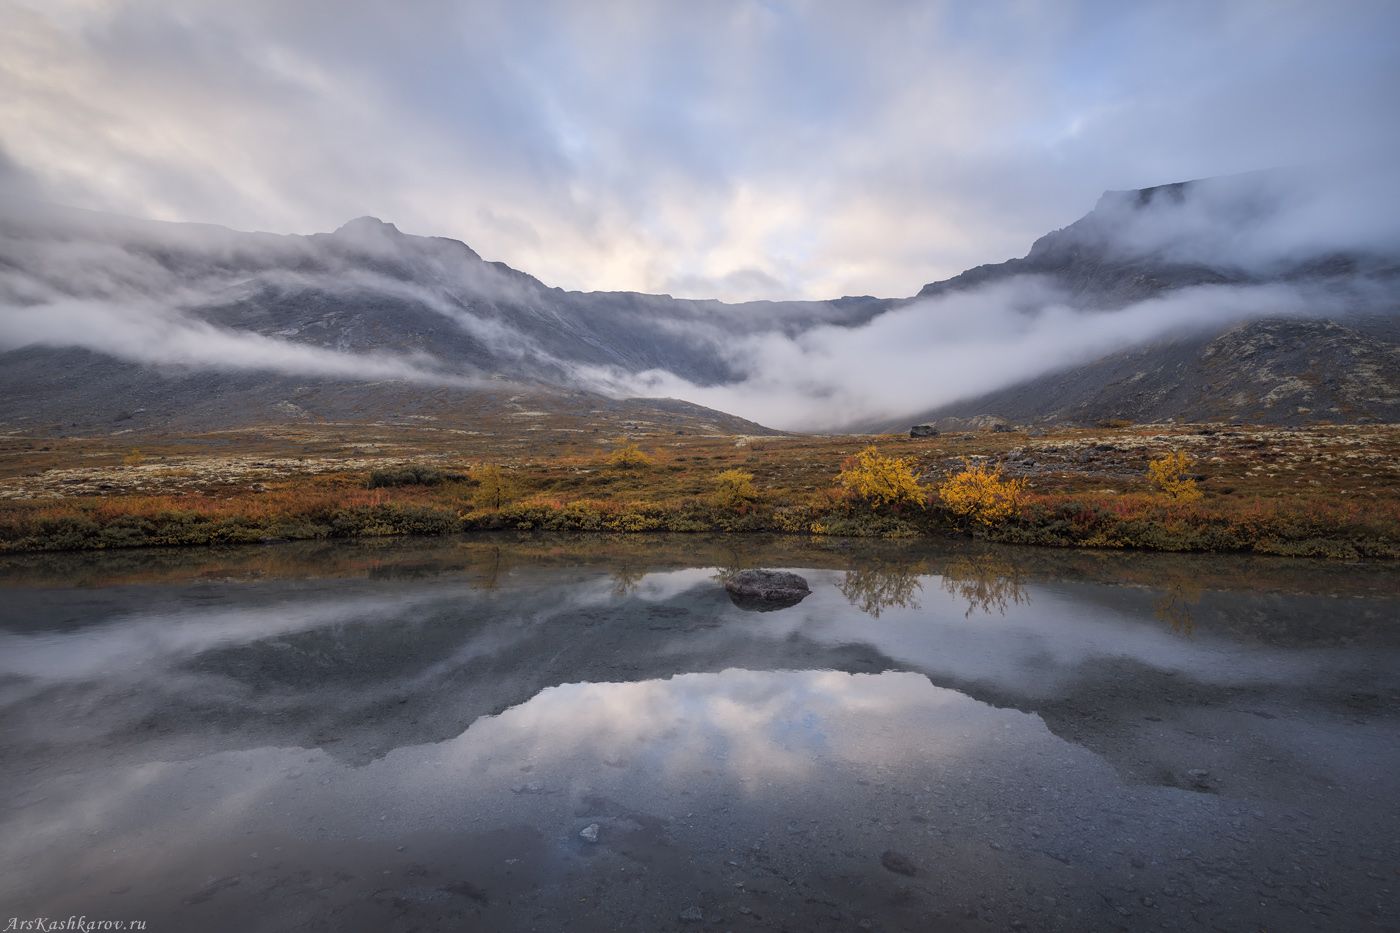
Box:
left=469, top=463, right=521, bottom=510
left=937, top=460, right=1026, bottom=526
left=711, top=469, right=758, bottom=508
left=605, top=438, right=655, bottom=469
left=836, top=446, right=925, bottom=509
left=1147, top=450, right=1202, bottom=502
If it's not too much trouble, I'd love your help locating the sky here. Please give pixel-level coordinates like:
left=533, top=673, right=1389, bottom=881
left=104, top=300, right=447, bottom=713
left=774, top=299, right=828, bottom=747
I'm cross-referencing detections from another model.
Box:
left=2, top=0, right=1399, bottom=302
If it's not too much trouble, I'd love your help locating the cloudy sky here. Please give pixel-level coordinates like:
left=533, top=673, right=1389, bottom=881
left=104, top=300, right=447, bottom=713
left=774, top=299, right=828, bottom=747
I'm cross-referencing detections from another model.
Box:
left=2, top=0, right=1398, bottom=301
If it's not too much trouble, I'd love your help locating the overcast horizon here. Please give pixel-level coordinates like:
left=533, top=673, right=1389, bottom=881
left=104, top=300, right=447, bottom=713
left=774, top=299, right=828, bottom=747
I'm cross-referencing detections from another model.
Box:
left=3, top=0, right=1399, bottom=302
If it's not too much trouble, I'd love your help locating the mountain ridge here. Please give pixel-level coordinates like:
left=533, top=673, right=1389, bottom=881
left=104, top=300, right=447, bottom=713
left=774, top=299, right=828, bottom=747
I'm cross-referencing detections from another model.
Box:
left=2, top=166, right=1398, bottom=436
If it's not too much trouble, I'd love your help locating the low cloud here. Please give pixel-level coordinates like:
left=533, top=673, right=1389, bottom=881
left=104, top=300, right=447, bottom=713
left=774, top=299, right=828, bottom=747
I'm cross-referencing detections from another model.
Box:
left=582, top=276, right=1386, bottom=431
left=0, top=294, right=472, bottom=385
left=1065, top=161, right=1400, bottom=273
left=0, top=207, right=552, bottom=386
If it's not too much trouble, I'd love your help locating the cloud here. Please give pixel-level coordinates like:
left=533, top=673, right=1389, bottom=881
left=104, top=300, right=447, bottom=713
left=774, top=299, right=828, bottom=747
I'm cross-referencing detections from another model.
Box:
left=0, top=294, right=476, bottom=385
left=1057, top=161, right=1400, bottom=272
left=0, top=0, right=1397, bottom=300
left=582, top=275, right=1389, bottom=431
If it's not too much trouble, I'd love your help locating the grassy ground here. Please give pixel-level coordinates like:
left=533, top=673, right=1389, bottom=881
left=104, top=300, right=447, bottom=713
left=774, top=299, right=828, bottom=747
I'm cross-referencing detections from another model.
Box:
left=1, top=421, right=1397, bottom=558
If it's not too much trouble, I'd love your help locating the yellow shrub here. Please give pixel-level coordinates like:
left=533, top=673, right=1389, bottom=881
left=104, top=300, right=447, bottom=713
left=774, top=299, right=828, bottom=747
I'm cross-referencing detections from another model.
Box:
left=937, top=459, right=1026, bottom=526
left=606, top=438, right=654, bottom=469
left=1147, top=450, right=1202, bottom=502
left=836, top=446, right=926, bottom=509
left=122, top=448, right=145, bottom=467
left=711, top=469, right=758, bottom=507
left=469, top=463, right=520, bottom=510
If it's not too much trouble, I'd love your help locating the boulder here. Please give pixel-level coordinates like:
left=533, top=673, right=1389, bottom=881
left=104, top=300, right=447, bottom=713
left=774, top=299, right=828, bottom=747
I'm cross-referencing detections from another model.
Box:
left=723, top=570, right=811, bottom=612
left=909, top=424, right=940, bottom=437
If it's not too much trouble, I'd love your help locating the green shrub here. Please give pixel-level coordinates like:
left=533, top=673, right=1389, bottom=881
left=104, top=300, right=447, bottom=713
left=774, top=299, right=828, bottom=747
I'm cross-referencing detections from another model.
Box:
left=367, top=464, right=458, bottom=488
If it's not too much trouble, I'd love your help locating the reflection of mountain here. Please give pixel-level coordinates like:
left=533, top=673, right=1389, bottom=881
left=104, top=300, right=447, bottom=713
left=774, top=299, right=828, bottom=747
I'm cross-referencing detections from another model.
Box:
left=2, top=537, right=1397, bottom=805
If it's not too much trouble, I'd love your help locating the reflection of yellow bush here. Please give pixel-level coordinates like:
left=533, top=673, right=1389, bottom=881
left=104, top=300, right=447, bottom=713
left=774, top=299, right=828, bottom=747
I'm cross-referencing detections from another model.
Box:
left=838, top=564, right=923, bottom=617
left=939, top=554, right=1029, bottom=617
left=606, top=439, right=655, bottom=469
left=836, top=446, right=925, bottom=509
left=1153, top=576, right=1204, bottom=635
left=937, top=460, right=1026, bottom=526
left=711, top=469, right=758, bottom=508
left=610, top=565, right=646, bottom=597
left=1147, top=450, right=1202, bottom=502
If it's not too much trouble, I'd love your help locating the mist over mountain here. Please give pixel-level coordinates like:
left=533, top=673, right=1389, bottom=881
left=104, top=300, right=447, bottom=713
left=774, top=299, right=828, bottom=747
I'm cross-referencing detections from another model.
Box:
left=594, top=164, right=1400, bottom=429
left=0, top=199, right=882, bottom=435
left=0, top=164, right=1397, bottom=435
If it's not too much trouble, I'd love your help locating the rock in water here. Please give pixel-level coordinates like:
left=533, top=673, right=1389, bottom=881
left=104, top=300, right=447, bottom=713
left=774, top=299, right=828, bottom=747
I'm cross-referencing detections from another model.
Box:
left=724, top=570, right=811, bottom=611
left=578, top=823, right=599, bottom=843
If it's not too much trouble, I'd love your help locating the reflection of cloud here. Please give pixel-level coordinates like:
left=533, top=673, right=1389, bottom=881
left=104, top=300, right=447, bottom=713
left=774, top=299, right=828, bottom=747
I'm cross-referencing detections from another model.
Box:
left=0, top=668, right=1007, bottom=913
left=0, top=590, right=456, bottom=690
left=427, top=669, right=977, bottom=793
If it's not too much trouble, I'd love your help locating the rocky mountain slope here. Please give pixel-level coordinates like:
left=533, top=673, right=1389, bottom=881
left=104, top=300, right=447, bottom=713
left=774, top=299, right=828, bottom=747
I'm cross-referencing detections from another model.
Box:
left=878, top=173, right=1400, bottom=430
left=887, top=316, right=1400, bottom=430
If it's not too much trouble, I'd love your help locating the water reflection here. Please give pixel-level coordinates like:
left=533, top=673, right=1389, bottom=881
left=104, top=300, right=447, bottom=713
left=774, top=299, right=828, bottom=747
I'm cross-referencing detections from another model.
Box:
left=608, top=564, right=647, bottom=597
left=837, top=562, right=924, bottom=617
left=937, top=553, right=1030, bottom=618
left=1153, top=579, right=1205, bottom=636
left=1, top=535, right=1398, bottom=930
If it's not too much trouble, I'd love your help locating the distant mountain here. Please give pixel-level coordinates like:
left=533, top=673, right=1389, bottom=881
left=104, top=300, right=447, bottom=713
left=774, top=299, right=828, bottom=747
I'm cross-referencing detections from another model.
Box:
left=0, top=203, right=885, bottom=435
left=2, top=168, right=1397, bottom=438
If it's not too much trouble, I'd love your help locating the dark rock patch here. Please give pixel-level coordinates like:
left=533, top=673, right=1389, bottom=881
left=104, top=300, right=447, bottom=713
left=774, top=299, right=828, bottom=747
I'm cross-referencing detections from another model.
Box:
left=723, top=570, right=811, bottom=612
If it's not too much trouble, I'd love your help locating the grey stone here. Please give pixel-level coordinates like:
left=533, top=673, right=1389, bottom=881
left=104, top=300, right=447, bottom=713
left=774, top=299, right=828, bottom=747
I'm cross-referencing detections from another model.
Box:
left=723, top=570, right=811, bottom=612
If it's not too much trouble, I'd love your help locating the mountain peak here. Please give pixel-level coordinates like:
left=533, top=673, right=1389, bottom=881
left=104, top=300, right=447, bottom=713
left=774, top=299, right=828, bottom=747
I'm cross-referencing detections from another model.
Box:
left=334, top=215, right=401, bottom=237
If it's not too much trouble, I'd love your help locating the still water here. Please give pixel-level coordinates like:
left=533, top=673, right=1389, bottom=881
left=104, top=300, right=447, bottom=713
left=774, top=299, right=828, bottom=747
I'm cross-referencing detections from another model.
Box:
left=0, top=535, right=1397, bottom=931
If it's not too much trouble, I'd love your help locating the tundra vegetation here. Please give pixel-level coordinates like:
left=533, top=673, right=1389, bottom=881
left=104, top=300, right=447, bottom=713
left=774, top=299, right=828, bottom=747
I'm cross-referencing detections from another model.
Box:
left=937, top=460, right=1027, bottom=527
left=0, top=423, right=1396, bottom=559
